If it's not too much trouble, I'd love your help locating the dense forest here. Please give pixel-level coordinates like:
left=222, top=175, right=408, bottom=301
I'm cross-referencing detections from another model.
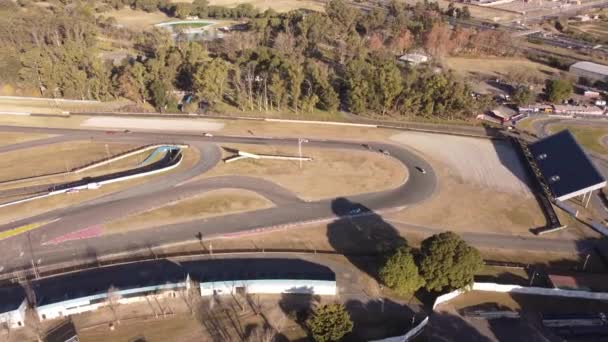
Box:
left=0, top=0, right=513, bottom=120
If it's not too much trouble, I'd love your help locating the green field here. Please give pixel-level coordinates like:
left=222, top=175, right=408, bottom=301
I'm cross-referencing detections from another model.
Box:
left=168, top=22, right=211, bottom=28
left=547, top=124, right=608, bottom=155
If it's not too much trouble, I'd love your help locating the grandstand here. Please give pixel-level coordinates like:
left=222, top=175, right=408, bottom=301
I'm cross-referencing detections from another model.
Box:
left=528, top=130, right=606, bottom=203
left=513, top=130, right=606, bottom=234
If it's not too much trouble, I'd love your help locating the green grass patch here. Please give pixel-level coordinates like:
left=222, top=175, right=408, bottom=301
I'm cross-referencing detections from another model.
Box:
left=168, top=22, right=211, bottom=28
left=547, top=124, right=608, bottom=155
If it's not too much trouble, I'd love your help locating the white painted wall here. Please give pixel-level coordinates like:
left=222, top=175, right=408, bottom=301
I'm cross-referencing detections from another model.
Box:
left=0, top=300, right=28, bottom=329
left=199, top=279, right=336, bottom=296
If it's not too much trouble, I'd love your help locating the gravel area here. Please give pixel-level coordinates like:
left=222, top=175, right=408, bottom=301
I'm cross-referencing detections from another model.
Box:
left=82, top=117, right=225, bottom=131
left=391, top=132, right=532, bottom=196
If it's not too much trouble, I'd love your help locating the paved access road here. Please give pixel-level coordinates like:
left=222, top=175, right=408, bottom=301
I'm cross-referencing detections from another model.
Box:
left=0, top=125, right=437, bottom=273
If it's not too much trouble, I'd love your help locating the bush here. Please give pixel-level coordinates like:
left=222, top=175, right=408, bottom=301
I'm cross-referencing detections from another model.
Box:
left=545, top=78, right=573, bottom=103
left=306, top=303, right=353, bottom=342
left=380, top=246, right=425, bottom=296
left=419, top=231, right=483, bottom=292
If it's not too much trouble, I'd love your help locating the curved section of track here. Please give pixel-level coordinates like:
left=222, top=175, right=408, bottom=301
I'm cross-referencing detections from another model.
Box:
left=0, top=126, right=436, bottom=272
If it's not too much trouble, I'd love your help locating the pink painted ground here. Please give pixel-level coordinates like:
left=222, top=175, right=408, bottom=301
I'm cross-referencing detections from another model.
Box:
left=43, top=225, right=102, bottom=245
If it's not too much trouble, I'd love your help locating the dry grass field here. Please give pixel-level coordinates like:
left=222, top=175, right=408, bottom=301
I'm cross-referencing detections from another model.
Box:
left=0, top=146, right=165, bottom=192
left=0, top=141, right=138, bottom=181
left=200, top=144, right=408, bottom=201
left=103, top=189, right=273, bottom=233
left=445, top=57, right=562, bottom=84
left=0, top=148, right=199, bottom=225
left=0, top=98, right=128, bottom=114
left=103, top=8, right=171, bottom=31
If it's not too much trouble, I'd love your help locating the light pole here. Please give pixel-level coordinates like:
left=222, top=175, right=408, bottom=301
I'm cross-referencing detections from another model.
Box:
left=583, top=253, right=591, bottom=271
left=298, top=138, right=308, bottom=169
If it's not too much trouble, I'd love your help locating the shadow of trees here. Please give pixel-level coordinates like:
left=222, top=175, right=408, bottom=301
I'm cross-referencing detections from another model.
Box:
left=278, top=292, right=320, bottom=331
left=197, top=294, right=292, bottom=342
left=425, top=310, right=493, bottom=342
left=344, top=298, right=418, bottom=341
left=327, top=197, right=407, bottom=281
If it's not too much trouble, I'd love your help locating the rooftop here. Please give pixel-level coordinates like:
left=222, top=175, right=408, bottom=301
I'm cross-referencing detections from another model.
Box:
left=570, top=61, right=608, bottom=76
left=25, top=258, right=335, bottom=307
left=34, top=260, right=187, bottom=307
left=398, top=53, right=429, bottom=64
left=0, top=284, right=26, bottom=313
left=528, top=130, right=606, bottom=201
left=181, top=258, right=335, bottom=283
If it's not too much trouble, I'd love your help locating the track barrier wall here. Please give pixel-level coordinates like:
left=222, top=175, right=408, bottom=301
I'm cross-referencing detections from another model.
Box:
left=0, top=144, right=187, bottom=187
left=0, top=150, right=184, bottom=208
left=370, top=282, right=608, bottom=341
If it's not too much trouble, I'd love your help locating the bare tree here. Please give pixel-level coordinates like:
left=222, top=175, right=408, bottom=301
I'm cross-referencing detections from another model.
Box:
left=179, top=276, right=200, bottom=316
left=106, top=286, right=121, bottom=324
left=244, top=324, right=279, bottom=342
left=0, top=317, right=11, bottom=340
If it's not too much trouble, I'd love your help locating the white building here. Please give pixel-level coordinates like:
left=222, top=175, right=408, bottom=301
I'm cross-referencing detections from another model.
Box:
left=398, top=53, right=429, bottom=66
left=570, top=61, right=608, bottom=83
left=552, top=104, right=605, bottom=116
left=200, top=279, right=337, bottom=296
left=33, top=260, right=187, bottom=321
left=0, top=286, right=27, bottom=329
left=184, top=257, right=338, bottom=297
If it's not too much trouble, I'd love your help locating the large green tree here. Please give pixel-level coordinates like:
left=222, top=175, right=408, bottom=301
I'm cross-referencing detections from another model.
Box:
left=375, top=58, right=403, bottom=115
left=512, top=85, right=535, bottom=106
left=419, top=231, right=483, bottom=292
left=306, top=303, right=353, bottom=342
left=380, top=246, right=425, bottom=295
left=545, top=78, right=573, bottom=103
left=194, top=58, right=230, bottom=104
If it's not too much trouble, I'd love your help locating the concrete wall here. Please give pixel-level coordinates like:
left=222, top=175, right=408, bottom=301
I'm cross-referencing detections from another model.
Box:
left=0, top=300, right=27, bottom=329
left=472, top=282, right=608, bottom=300
left=199, top=279, right=336, bottom=296
left=370, top=282, right=608, bottom=342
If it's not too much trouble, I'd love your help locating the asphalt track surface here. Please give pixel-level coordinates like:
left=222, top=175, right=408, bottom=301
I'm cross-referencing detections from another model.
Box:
left=0, top=125, right=437, bottom=273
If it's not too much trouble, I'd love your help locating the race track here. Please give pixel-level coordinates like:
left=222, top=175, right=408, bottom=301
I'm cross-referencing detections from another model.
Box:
left=0, top=125, right=437, bottom=273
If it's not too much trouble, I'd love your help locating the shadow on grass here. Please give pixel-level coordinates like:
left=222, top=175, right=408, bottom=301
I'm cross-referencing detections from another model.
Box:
left=327, top=197, right=407, bottom=280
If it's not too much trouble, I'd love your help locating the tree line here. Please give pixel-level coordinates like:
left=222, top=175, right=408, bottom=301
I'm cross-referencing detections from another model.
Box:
left=1, top=0, right=514, bottom=120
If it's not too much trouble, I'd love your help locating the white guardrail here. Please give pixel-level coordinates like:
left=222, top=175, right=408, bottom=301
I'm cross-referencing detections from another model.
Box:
left=0, top=152, right=183, bottom=209
left=370, top=282, right=608, bottom=342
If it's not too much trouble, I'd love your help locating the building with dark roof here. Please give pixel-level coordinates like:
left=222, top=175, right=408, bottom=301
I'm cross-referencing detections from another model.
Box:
left=0, top=285, right=27, bottom=328
left=528, top=130, right=606, bottom=201
left=0, top=258, right=337, bottom=325
left=34, top=260, right=187, bottom=321
left=181, top=258, right=337, bottom=296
